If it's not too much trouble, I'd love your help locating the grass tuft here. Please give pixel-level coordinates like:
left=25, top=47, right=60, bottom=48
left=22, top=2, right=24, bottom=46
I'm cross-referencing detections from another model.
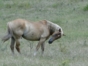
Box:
left=61, top=59, right=70, bottom=66
left=4, top=1, right=31, bottom=9
left=83, top=4, right=88, bottom=11
left=52, top=3, right=59, bottom=8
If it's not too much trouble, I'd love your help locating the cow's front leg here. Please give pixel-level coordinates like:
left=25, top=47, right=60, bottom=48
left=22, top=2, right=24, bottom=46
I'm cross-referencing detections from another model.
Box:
left=34, top=38, right=46, bottom=56
left=41, top=43, right=45, bottom=55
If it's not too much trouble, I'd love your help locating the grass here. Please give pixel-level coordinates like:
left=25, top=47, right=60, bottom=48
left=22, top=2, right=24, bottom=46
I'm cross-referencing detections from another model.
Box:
left=0, top=0, right=88, bottom=66
left=83, top=4, right=88, bottom=11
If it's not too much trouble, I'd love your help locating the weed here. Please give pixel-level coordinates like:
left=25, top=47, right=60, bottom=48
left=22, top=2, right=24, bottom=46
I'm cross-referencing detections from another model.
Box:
left=83, top=4, right=88, bottom=11
left=60, top=59, right=70, bottom=66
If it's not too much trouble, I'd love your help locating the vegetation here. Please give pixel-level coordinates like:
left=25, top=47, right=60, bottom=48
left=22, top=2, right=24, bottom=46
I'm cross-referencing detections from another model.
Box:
left=83, top=4, right=88, bottom=11
left=0, top=0, right=88, bottom=66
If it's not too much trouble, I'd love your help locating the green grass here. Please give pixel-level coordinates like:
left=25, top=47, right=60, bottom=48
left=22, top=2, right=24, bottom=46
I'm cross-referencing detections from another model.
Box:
left=83, top=4, right=88, bottom=11
left=0, top=0, right=88, bottom=66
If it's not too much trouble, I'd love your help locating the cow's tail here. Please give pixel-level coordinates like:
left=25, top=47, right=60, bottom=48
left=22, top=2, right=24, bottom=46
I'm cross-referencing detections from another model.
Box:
left=2, top=25, right=12, bottom=42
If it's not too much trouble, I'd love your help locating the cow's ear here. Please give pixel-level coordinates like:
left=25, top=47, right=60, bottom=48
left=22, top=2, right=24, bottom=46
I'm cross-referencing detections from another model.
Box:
left=59, top=29, right=61, bottom=32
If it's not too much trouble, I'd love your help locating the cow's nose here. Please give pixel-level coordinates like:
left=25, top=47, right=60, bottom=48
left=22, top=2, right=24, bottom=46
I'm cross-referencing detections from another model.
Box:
left=48, top=40, right=53, bottom=44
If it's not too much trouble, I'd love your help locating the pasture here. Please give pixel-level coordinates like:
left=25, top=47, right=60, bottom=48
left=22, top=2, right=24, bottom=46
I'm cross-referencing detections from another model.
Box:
left=0, top=0, right=88, bottom=66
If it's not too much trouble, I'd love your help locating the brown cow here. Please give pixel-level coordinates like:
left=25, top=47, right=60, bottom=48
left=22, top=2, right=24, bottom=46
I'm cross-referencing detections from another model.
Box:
left=2, top=19, right=64, bottom=56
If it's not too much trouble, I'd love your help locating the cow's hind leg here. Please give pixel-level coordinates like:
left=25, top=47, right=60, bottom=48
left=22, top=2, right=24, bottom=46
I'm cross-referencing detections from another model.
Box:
left=10, top=37, right=15, bottom=54
left=15, top=40, right=21, bottom=54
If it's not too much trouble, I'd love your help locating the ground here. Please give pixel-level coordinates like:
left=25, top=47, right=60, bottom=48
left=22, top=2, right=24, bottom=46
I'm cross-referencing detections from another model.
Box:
left=0, top=0, right=88, bottom=66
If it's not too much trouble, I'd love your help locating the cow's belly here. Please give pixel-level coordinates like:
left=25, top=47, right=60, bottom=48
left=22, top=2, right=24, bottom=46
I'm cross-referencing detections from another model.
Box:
left=22, top=31, right=41, bottom=41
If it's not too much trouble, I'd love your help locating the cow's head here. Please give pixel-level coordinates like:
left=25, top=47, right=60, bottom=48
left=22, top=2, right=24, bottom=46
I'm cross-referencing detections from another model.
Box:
left=48, top=29, right=63, bottom=44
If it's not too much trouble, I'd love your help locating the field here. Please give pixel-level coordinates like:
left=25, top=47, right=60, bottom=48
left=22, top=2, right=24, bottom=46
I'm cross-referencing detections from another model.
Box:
left=0, top=0, right=88, bottom=66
